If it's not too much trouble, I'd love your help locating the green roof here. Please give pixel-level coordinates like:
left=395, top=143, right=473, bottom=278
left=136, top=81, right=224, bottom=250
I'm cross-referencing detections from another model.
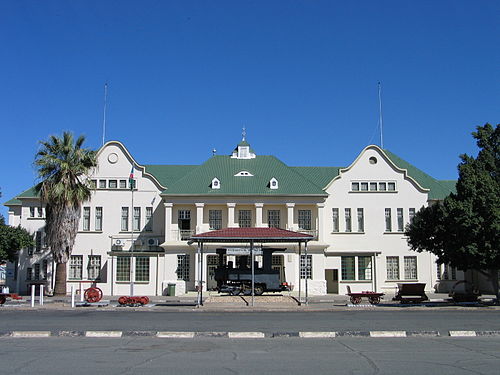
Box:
left=144, top=165, right=197, bottom=187
left=292, top=166, right=341, bottom=189
left=383, top=149, right=456, bottom=200
left=3, top=187, right=39, bottom=206
left=162, top=155, right=328, bottom=196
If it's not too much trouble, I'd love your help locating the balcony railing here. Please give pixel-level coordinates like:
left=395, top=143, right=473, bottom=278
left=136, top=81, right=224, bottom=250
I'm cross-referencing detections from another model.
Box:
left=171, top=229, right=195, bottom=241
left=297, top=229, right=318, bottom=240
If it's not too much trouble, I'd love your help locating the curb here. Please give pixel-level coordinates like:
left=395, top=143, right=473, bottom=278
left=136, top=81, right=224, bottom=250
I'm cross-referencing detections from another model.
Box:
left=3, top=330, right=500, bottom=338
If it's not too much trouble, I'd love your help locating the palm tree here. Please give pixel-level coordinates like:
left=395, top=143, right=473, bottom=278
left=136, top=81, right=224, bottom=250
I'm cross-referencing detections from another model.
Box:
left=35, top=132, right=97, bottom=296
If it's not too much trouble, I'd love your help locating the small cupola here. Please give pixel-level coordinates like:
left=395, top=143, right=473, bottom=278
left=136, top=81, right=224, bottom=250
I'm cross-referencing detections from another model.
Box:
left=269, top=177, right=278, bottom=190
left=211, top=177, right=221, bottom=189
left=231, top=128, right=256, bottom=159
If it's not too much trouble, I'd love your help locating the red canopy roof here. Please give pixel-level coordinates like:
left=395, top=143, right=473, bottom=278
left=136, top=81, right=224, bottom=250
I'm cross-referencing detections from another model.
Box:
left=191, top=227, right=313, bottom=242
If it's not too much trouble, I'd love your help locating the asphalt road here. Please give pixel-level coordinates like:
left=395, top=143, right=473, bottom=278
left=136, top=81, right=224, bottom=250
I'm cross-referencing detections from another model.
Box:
left=1, top=309, right=500, bottom=333
left=1, top=337, right=500, bottom=375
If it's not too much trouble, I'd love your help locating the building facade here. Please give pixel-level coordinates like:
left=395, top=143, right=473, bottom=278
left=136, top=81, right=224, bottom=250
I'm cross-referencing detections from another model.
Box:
left=4, top=139, right=460, bottom=296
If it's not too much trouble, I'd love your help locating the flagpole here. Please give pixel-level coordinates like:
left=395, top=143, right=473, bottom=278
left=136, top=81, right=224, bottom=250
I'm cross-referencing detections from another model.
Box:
left=129, top=166, right=135, bottom=296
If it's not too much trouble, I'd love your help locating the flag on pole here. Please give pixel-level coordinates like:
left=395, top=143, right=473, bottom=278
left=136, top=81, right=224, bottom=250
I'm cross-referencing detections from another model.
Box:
left=129, top=165, right=135, bottom=189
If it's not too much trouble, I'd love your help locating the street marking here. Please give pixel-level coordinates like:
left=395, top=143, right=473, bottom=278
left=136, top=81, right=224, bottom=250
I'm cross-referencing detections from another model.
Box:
left=156, top=331, right=195, bottom=338
left=228, top=332, right=265, bottom=338
left=85, top=331, right=122, bottom=338
left=299, top=332, right=336, bottom=338
left=12, top=331, right=51, bottom=338
left=449, top=331, right=477, bottom=337
left=370, top=331, right=407, bottom=338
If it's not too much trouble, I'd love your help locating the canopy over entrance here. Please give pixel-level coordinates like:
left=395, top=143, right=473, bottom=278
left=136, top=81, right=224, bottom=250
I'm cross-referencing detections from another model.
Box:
left=190, top=227, right=314, bottom=307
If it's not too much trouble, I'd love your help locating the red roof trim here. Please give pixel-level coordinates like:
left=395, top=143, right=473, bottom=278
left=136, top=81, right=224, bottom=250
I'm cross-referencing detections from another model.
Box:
left=191, top=227, right=313, bottom=240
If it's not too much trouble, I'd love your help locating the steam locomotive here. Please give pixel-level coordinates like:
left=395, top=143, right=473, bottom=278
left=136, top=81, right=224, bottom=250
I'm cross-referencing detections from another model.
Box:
left=213, top=247, right=289, bottom=295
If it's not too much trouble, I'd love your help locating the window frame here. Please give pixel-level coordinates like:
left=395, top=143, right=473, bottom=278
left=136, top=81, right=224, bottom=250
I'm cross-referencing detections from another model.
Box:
left=386, top=256, right=400, bottom=280
left=69, top=255, right=83, bottom=280
left=116, top=256, right=131, bottom=282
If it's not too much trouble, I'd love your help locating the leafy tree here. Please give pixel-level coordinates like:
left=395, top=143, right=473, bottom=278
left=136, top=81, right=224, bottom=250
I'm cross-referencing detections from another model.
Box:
left=34, top=132, right=97, bottom=296
left=406, top=123, right=500, bottom=298
left=0, top=189, right=34, bottom=263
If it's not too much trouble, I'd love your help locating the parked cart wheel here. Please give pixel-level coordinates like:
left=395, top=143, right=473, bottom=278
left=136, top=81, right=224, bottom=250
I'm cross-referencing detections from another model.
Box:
left=368, top=296, right=381, bottom=305
left=84, top=287, right=103, bottom=303
left=0, top=295, right=6, bottom=305
left=350, top=296, right=362, bottom=304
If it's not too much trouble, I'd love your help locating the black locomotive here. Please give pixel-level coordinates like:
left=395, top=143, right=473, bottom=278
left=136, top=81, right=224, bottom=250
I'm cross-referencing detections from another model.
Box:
left=214, top=248, right=288, bottom=295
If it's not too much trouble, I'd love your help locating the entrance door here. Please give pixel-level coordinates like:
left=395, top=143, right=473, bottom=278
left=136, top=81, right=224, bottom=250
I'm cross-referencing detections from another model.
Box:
left=325, top=269, right=339, bottom=294
left=207, top=255, right=218, bottom=290
left=272, top=255, right=285, bottom=283
left=178, top=210, right=191, bottom=240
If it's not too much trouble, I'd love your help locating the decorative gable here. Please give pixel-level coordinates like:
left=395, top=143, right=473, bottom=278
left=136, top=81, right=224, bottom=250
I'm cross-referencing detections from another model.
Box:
left=269, top=177, right=278, bottom=190
left=211, top=177, right=221, bottom=189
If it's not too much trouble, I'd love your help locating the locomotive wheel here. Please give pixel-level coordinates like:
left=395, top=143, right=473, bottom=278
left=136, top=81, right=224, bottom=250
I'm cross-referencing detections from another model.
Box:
left=0, top=295, right=6, bottom=305
left=118, top=296, right=128, bottom=305
left=350, top=296, right=362, bottom=305
left=254, top=286, right=264, bottom=296
left=84, top=287, right=103, bottom=303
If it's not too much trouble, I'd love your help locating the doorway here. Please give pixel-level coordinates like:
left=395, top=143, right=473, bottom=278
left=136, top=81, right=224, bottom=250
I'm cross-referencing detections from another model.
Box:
left=325, top=269, right=339, bottom=294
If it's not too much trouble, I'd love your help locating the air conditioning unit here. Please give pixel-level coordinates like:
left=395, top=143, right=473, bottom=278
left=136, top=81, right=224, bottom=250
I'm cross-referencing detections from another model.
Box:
left=113, top=239, right=125, bottom=246
left=147, top=238, right=159, bottom=246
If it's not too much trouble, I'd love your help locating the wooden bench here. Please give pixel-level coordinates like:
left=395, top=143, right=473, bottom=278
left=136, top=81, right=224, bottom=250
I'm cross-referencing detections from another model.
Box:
left=393, top=283, right=428, bottom=303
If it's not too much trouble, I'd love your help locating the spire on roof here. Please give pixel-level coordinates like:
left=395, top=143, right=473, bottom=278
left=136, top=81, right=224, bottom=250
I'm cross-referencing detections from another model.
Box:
left=242, top=127, right=246, bottom=142
left=231, top=128, right=256, bottom=159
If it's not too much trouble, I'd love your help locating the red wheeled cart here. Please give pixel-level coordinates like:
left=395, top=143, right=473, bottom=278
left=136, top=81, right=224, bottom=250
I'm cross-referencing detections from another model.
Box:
left=0, top=293, right=23, bottom=305
left=346, top=286, right=384, bottom=305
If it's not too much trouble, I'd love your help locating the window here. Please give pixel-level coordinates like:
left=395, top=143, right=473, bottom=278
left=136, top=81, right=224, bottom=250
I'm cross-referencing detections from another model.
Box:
left=95, top=207, right=103, bottom=231
left=34, top=263, right=40, bottom=280
left=358, top=256, right=372, bottom=280
left=351, top=182, right=359, bottom=191
left=409, top=208, right=416, bottom=224
left=129, top=179, right=136, bottom=190
left=145, top=207, right=153, bottom=231
left=385, top=208, right=392, bottom=232
left=270, top=178, right=278, bottom=189
left=379, top=182, right=386, bottom=191
left=357, top=208, right=364, bottom=232
left=27, top=267, right=32, bottom=281
left=238, top=210, right=252, bottom=228
left=121, top=207, right=129, bottom=231
left=69, top=255, right=83, bottom=280
left=178, top=210, right=191, bottom=220
left=83, top=207, right=90, bottom=231
left=35, top=231, right=42, bottom=252
left=109, top=180, right=118, bottom=189
left=360, top=182, right=368, bottom=191
left=341, top=256, right=355, bottom=280
left=386, top=256, right=399, bottom=280
left=42, top=260, right=48, bottom=280
left=438, top=263, right=457, bottom=280
left=397, top=208, right=404, bottom=232
left=344, top=208, right=352, bottom=232
left=133, top=207, right=141, bottom=231
left=177, top=254, right=190, bottom=281
left=99, top=180, right=106, bottom=189
left=369, top=182, right=377, bottom=191
left=404, top=256, right=417, bottom=280
left=209, top=210, right=222, bottom=230
left=90, top=179, right=97, bottom=189
left=388, top=182, right=396, bottom=191
left=119, top=180, right=127, bottom=189
left=30, top=207, right=35, bottom=217
left=37, top=207, right=43, bottom=217
left=298, top=210, right=312, bottom=230
left=116, top=257, right=130, bottom=282
left=135, top=256, right=149, bottom=282
left=88, top=255, right=101, bottom=280
left=211, top=178, right=220, bottom=189
left=332, top=208, right=339, bottom=232
left=300, top=254, right=312, bottom=279
left=268, top=210, right=280, bottom=228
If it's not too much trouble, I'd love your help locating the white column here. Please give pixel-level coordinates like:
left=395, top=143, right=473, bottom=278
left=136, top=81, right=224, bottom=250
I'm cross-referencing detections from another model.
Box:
left=317, top=203, right=325, bottom=242
left=164, top=203, right=173, bottom=241
left=227, top=203, right=236, bottom=227
left=286, top=203, right=295, bottom=231
left=255, top=203, right=264, bottom=227
left=195, top=203, right=204, bottom=233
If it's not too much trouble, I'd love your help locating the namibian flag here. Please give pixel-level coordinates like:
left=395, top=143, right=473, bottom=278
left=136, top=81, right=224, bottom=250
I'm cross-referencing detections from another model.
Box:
left=129, top=166, right=135, bottom=189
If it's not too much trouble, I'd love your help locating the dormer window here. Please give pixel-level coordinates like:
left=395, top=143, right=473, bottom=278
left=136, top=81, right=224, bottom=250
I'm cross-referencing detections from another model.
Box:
left=211, top=177, right=221, bottom=189
left=239, top=146, right=249, bottom=158
left=235, top=171, right=254, bottom=177
left=269, top=177, right=278, bottom=190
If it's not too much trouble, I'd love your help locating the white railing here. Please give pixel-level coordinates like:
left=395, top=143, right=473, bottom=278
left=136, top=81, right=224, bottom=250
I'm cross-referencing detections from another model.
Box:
left=297, top=229, right=319, bottom=240
left=171, top=229, right=195, bottom=241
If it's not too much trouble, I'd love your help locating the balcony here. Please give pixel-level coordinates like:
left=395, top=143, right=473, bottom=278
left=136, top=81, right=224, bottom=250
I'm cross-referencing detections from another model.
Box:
left=171, top=229, right=196, bottom=241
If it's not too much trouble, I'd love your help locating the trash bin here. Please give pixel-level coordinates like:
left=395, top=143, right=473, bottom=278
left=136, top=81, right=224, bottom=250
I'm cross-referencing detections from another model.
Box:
left=167, top=283, right=176, bottom=296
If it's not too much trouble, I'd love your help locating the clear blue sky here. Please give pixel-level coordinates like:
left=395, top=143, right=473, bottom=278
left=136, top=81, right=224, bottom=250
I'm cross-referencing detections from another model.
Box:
left=1, top=1, right=498, bottom=216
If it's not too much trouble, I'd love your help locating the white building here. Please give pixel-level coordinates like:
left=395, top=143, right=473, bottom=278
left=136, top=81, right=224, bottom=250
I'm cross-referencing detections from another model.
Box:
left=4, top=138, right=459, bottom=296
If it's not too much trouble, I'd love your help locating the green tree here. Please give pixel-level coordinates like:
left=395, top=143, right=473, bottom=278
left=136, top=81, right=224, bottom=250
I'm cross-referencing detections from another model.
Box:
left=406, top=123, right=500, bottom=298
left=0, top=189, right=34, bottom=263
left=34, top=132, right=97, bottom=296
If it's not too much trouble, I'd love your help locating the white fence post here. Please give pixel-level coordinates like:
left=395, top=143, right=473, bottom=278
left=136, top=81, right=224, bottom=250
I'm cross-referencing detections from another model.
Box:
left=31, top=285, right=35, bottom=307
left=39, top=285, right=44, bottom=305
left=71, top=286, right=75, bottom=308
